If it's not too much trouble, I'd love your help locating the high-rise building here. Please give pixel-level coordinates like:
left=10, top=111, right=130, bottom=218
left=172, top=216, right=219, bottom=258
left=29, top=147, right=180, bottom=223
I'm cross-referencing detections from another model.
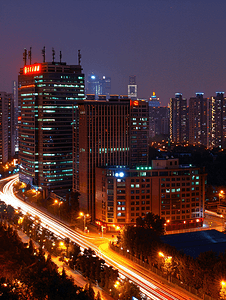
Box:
left=210, top=92, right=226, bottom=148
left=189, top=93, right=210, bottom=147
left=130, top=99, right=149, bottom=167
left=73, top=96, right=130, bottom=219
left=7, top=92, right=15, bottom=160
left=170, top=93, right=188, bottom=143
left=86, top=74, right=111, bottom=99
left=13, top=81, right=19, bottom=153
left=128, top=75, right=137, bottom=99
left=149, top=106, right=169, bottom=138
left=18, top=57, right=85, bottom=195
left=0, top=92, right=12, bottom=164
left=73, top=96, right=150, bottom=219
left=100, top=76, right=111, bottom=99
left=149, top=91, right=160, bottom=107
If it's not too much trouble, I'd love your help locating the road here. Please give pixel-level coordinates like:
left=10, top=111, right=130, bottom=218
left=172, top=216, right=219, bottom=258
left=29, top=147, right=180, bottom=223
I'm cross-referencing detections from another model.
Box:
left=1, top=175, right=199, bottom=300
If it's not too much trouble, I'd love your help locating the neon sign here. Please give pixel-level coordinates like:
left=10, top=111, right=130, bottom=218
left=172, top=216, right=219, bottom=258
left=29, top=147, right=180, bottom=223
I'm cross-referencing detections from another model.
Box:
left=133, top=101, right=139, bottom=106
left=23, top=64, right=41, bottom=75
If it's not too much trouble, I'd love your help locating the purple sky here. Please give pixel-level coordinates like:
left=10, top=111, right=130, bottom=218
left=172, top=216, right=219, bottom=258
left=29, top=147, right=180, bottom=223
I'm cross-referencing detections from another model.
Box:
left=1, top=0, right=226, bottom=106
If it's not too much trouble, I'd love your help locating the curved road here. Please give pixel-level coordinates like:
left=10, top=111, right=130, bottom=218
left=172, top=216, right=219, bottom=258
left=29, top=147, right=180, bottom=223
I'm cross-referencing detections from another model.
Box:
left=1, top=175, right=198, bottom=300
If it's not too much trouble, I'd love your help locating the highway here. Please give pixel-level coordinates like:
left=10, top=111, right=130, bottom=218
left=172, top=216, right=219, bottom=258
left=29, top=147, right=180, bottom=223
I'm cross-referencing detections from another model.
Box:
left=1, top=175, right=197, bottom=300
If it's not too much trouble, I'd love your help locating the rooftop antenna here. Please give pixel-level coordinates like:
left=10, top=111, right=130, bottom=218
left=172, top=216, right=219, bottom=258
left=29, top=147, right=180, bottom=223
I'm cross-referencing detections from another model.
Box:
left=60, top=50, right=62, bottom=63
left=52, top=47, right=55, bottom=63
left=78, top=49, right=81, bottom=65
left=23, top=48, right=27, bottom=66
left=42, top=46, right=46, bottom=63
left=28, top=47, right=32, bottom=64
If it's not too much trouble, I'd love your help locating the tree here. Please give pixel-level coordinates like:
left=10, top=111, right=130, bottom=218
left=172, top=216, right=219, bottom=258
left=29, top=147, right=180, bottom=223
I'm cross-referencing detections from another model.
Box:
left=118, top=279, right=141, bottom=300
left=84, top=283, right=95, bottom=300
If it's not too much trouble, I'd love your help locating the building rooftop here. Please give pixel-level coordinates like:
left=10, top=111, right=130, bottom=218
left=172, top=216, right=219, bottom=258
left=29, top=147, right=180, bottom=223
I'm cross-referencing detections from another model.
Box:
left=160, top=230, right=226, bottom=258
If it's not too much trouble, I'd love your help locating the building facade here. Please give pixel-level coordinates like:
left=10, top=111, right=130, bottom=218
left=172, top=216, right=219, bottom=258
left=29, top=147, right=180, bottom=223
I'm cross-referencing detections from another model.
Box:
left=149, top=91, right=160, bottom=107
left=170, top=93, right=188, bottom=144
left=86, top=74, right=111, bottom=99
left=0, top=92, right=13, bottom=164
left=73, top=97, right=149, bottom=219
left=149, top=106, right=169, bottom=138
left=189, top=93, right=210, bottom=147
left=95, top=158, right=206, bottom=231
left=130, top=99, right=149, bottom=167
left=18, top=61, right=85, bottom=194
left=73, top=96, right=131, bottom=219
left=210, top=92, right=226, bottom=148
left=128, top=75, right=137, bottom=100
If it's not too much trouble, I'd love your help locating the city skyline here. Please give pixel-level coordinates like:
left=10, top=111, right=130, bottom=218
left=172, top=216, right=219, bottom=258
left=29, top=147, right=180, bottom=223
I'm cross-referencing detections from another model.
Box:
left=1, top=0, right=226, bottom=105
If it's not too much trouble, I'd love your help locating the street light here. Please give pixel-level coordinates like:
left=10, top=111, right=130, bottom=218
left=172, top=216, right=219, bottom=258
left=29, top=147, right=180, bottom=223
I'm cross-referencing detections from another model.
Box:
left=220, top=281, right=226, bottom=299
left=79, top=212, right=89, bottom=233
left=219, top=190, right=224, bottom=205
left=54, top=200, right=63, bottom=218
left=158, top=251, right=173, bottom=282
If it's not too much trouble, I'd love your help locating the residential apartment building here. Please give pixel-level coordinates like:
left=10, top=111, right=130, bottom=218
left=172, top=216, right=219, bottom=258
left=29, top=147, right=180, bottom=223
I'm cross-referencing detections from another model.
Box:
left=210, top=92, right=226, bottom=148
left=170, top=93, right=188, bottom=143
left=189, top=93, right=210, bottom=147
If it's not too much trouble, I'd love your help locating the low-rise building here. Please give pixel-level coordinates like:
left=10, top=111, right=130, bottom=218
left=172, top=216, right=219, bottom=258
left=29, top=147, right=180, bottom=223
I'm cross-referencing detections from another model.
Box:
left=95, top=158, right=206, bottom=232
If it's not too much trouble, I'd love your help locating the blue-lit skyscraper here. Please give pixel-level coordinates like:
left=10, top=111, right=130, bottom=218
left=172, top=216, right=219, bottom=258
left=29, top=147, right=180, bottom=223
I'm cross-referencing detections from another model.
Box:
left=86, top=74, right=111, bottom=99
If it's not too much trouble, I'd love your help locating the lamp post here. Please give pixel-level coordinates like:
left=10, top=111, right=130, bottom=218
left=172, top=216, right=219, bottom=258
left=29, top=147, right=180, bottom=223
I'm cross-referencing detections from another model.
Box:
left=54, top=200, right=63, bottom=218
left=80, top=212, right=89, bottom=233
left=219, top=190, right=224, bottom=205
left=220, top=281, right=226, bottom=299
left=158, top=251, right=172, bottom=282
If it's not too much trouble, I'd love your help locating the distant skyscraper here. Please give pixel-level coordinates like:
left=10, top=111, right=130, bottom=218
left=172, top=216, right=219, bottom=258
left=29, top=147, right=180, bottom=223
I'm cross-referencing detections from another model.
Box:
left=7, top=92, right=15, bottom=160
left=128, top=75, right=137, bottom=99
left=18, top=55, right=85, bottom=195
left=210, top=92, right=226, bottom=148
left=86, top=74, right=111, bottom=99
left=189, top=93, right=210, bottom=147
left=0, top=92, right=14, bottom=164
left=170, top=93, right=188, bottom=143
left=13, top=80, right=19, bottom=153
left=149, top=92, right=160, bottom=107
left=100, top=76, right=111, bottom=99
left=149, top=106, right=169, bottom=138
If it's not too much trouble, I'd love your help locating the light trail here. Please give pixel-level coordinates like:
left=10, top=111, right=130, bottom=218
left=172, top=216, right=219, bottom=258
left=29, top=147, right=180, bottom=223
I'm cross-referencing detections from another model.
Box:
left=1, top=175, right=194, bottom=300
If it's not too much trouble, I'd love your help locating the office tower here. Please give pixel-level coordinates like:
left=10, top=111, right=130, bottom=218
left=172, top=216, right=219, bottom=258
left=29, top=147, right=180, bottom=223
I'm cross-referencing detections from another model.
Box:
left=100, top=76, right=111, bottom=99
left=210, top=92, right=226, bottom=148
left=128, top=75, right=137, bottom=99
left=73, top=96, right=150, bottom=219
left=18, top=54, right=85, bottom=195
left=86, top=74, right=100, bottom=97
left=96, top=158, right=205, bottom=230
left=170, top=93, right=188, bottom=143
left=7, top=93, right=15, bottom=160
left=13, top=81, right=19, bottom=153
left=189, top=93, right=210, bottom=147
left=130, top=99, right=149, bottom=167
left=0, top=92, right=11, bottom=164
left=149, top=106, right=169, bottom=138
left=149, top=91, right=160, bottom=107
left=86, top=74, right=111, bottom=99
left=73, top=95, right=131, bottom=219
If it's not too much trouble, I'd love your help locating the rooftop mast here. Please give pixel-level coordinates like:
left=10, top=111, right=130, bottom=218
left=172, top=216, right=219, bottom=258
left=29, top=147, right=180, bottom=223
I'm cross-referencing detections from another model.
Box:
left=42, top=46, right=46, bottom=63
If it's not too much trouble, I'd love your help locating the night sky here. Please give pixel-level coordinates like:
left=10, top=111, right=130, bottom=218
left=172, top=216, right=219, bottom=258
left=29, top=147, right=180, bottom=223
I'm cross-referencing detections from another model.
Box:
left=1, top=0, right=226, bottom=105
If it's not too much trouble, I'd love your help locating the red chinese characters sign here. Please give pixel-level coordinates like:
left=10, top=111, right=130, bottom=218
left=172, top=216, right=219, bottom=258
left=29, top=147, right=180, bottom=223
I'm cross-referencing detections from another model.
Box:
left=23, top=64, right=41, bottom=75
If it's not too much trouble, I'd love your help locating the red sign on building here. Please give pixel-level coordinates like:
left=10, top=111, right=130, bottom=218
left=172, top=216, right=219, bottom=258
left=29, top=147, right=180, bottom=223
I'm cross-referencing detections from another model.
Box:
left=23, top=64, right=41, bottom=75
